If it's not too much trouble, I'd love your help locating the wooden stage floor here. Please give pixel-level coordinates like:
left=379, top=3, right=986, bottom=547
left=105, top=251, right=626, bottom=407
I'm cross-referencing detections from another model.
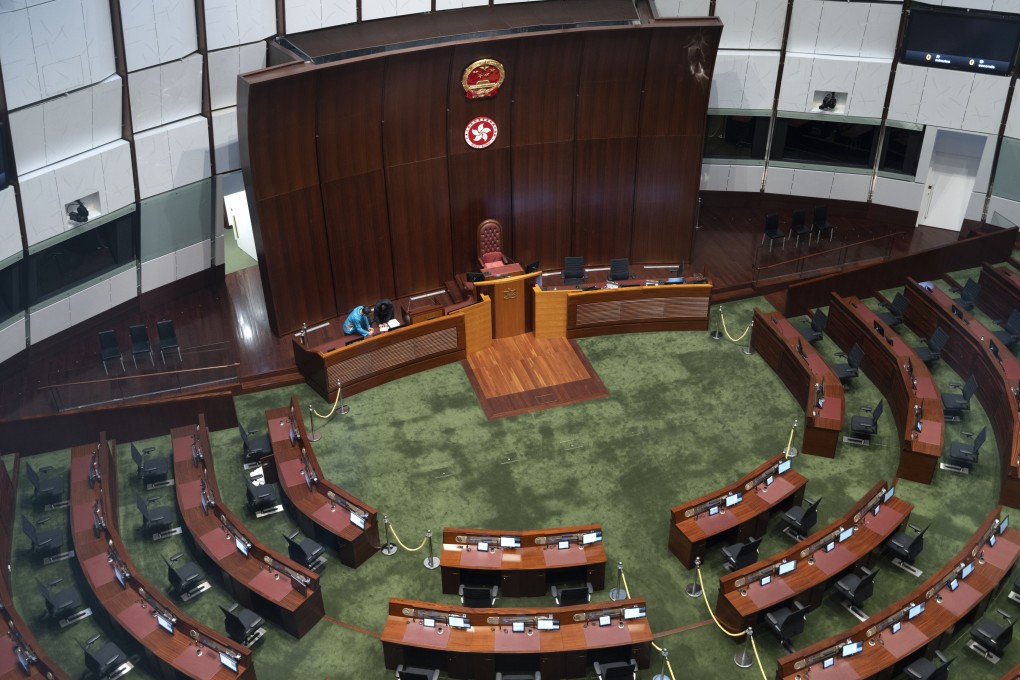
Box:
left=462, top=335, right=609, bottom=420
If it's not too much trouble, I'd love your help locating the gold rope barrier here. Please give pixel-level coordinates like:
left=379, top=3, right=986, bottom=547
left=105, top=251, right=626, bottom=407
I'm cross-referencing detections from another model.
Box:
left=784, top=422, right=796, bottom=457
left=621, top=571, right=679, bottom=680
left=720, top=309, right=751, bottom=343
left=311, top=385, right=343, bottom=419
left=695, top=567, right=768, bottom=680
left=388, top=523, right=428, bottom=552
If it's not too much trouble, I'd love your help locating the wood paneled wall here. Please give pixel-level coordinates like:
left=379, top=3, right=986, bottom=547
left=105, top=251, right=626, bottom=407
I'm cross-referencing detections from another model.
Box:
left=241, top=22, right=722, bottom=335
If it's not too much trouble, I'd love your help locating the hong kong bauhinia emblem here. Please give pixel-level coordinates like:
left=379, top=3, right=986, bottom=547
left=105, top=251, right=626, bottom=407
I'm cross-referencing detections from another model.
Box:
left=465, top=117, right=498, bottom=149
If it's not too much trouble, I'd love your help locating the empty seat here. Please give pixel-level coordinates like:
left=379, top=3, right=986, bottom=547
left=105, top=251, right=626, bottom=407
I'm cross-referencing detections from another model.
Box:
left=994, top=309, right=1020, bottom=350
left=550, top=583, right=592, bottom=606
left=156, top=319, right=182, bottom=364
left=98, top=330, right=125, bottom=374
left=832, top=344, right=864, bottom=387
left=782, top=497, right=820, bottom=538
left=459, top=584, right=498, bottom=607
left=955, top=279, right=980, bottom=311
left=130, top=442, right=170, bottom=486
left=165, top=554, right=206, bottom=595
left=721, top=536, right=761, bottom=572
left=239, top=424, right=272, bottom=465
left=903, top=650, right=953, bottom=680
left=36, top=578, right=83, bottom=621
left=913, top=327, right=949, bottom=366
left=765, top=601, right=807, bottom=652
left=608, top=258, right=632, bottom=281
left=129, top=324, right=153, bottom=368
left=25, top=463, right=63, bottom=507
left=799, top=310, right=827, bottom=344
left=284, top=532, right=326, bottom=570
left=789, top=209, right=811, bottom=246
left=942, top=375, right=977, bottom=419
left=885, top=523, right=928, bottom=564
left=222, top=604, right=265, bottom=645
left=247, top=479, right=280, bottom=513
left=562, top=256, right=587, bottom=285
left=834, top=566, right=878, bottom=609
left=849, top=400, right=883, bottom=444
left=970, top=609, right=1016, bottom=658
left=21, top=515, right=64, bottom=558
left=877, top=293, right=908, bottom=328
left=947, top=427, right=986, bottom=472
left=593, top=659, right=638, bottom=680
left=811, top=205, right=834, bottom=243
left=762, top=214, right=785, bottom=251
left=134, top=494, right=174, bottom=537
left=82, top=635, right=127, bottom=678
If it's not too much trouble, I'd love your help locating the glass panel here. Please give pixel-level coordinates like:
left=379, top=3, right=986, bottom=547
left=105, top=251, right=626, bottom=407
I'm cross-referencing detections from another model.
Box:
left=140, top=178, right=213, bottom=261
left=0, top=259, right=22, bottom=324
left=880, top=126, right=924, bottom=177
left=0, top=119, right=10, bottom=191
left=993, top=137, right=1020, bottom=202
left=704, top=115, right=768, bottom=160
left=774, top=118, right=877, bottom=169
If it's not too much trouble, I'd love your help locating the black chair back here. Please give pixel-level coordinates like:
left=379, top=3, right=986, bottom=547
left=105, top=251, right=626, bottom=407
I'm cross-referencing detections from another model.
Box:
left=812, top=205, right=828, bottom=227
left=609, top=258, right=631, bottom=281
left=871, top=400, right=884, bottom=428
left=811, top=309, right=827, bottom=333
left=765, top=213, right=780, bottom=236
left=157, top=320, right=177, bottom=346
left=962, top=374, right=978, bottom=401
left=563, top=256, right=586, bottom=283
left=20, top=515, right=37, bottom=543
left=848, top=343, right=864, bottom=369
left=98, top=330, right=120, bottom=356
left=973, top=427, right=987, bottom=454
left=791, top=210, right=806, bottom=229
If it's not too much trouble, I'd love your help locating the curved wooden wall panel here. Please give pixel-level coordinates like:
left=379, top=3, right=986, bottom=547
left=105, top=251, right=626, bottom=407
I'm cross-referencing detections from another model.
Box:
left=241, top=22, right=722, bottom=335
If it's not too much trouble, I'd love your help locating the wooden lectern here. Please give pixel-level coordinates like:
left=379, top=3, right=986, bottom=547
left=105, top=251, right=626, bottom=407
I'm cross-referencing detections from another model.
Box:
left=472, top=271, right=541, bottom=338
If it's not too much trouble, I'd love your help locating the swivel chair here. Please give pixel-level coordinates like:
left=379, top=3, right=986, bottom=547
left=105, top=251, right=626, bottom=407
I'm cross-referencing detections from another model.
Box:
left=82, top=634, right=127, bottom=678
left=550, top=583, right=593, bottom=606
left=164, top=553, right=207, bottom=598
left=799, top=310, right=827, bottom=344
left=221, top=603, right=266, bottom=647
left=21, top=515, right=65, bottom=559
left=913, top=327, right=949, bottom=366
left=284, top=531, right=326, bottom=571
left=878, top=293, right=908, bottom=328
left=955, top=279, right=980, bottom=311
left=134, top=494, right=175, bottom=538
left=848, top=400, right=883, bottom=445
left=130, top=442, right=170, bottom=486
left=834, top=566, right=878, bottom=614
left=832, top=344, right=864, bottom=387
left=98, top=330, right=125, bottom=374
left=811, top=205, right=835, bottom=243
left=789, top=209, right=811, bottom=247
left=765, top=601, right=807, bottom=653
left=969, top=609, right=1017, bottom=661
left=886, top=523, right=928, bottom=575
left=396, top=666, right=440, bottom=680
left=562, top=256, right=587, bottom=285
left=36, top=578, right=85, bottom=623
left=946, top=427, right=986, bottom=473
left=459, top=584, right=499, bottom=607
left=903, top=650, right=953, bottom=680
left=608, top=258, right=633, bottom=282
left=246, top=478, right=280, bottom=515
left=593, top=659, right=638, bottom=680
left=994, top=309, right=1020, bottom=350
left=25, top=462, right=63, bottom=507
left=239, top=424, right=272, bottom=466
left=762, top=214, right=785, bottom=251
left=942, top=375, right=977, bottom=421
left=128, top=324, right=153, bottom=368
left=477, top=219, right=510, bottom=269
left=156, top=319, right=182, bottom=364
left=721, top=536, right=761, bottom=572
left=782, top=497, right=820, bottom=540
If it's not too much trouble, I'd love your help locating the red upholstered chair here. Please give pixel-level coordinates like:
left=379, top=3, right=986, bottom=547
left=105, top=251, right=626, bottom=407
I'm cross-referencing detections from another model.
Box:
left=477, top=219, right=509, bottom=269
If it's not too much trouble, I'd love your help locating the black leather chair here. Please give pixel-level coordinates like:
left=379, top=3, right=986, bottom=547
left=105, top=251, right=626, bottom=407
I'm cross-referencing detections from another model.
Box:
left=834, top=566, right=878, bottom=609
left=994, top=309, right=1020, bottom=350
left=608, top=258, right=632, bottom=281
left=98, top=330, right=125, bottom=374
left=25, top=462, right=63, bottom=507
left=790, top=209, right=811, bottom=246
left=222, top=604, right=265, bottom=645
left=721, top=536, right=761, bottom=572
left=593, top=659, right=638, bottom=680
left=762, top=213, right=785, bottom=251
left=970, top=609, right=1016, bottom=658
left=782, top=497, right=820, bottom=538
left=550, top=583, right=592, bottom=606
left=459, top=584, right=498, bottom=607
left=849, top=399, right=883, bottom=444
left=246, top=479, right=280, bottom=514
left=913, top=327, right=949, bottom=366
left=799, top=310, right=827, bottom=344
left=284, top=532, right=326, bottom=570
left=832, top=344, right=864, bottom=387
left=811, top=205, right=834, bottom=243
left=21, top=515, right=64, bottom=558
left=156, top=319, right=182, bottom=364
left=942, top=375, right=977, bottom=419
left=239, top=424, right=272, bottom=465
left=82, top=635, right=127, bottom=678
left=130, top=442, right=170, bottom=485
left=562, top=256, right=587, bottom=285
left=886, top=523, right=928, bottom=564
left=128, top=324, right=153, bottom=368
left=134, top=494, right=174, bottom=537
left=396, top=665, right=440, bottom=680
left=165, top=554, right=206, bottom=596
left=878, top=293, right=908, bottom=328
left=956, top=279, right=980, bottom=311
left=36, top=578, right=83, bottom=621
left=903, top=650, right=953, bottom=680
left=765, top=601, right=807, bottom=652
left=947, top=427, right=986, bottom=471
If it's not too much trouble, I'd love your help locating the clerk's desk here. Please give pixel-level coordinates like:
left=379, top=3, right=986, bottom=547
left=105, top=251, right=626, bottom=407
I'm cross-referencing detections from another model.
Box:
left=752, top=309, right=845, bottom=457
left=826, top=294, right=944, bottom=483
left=172, top=417, right=323, bottom=637
left=70, top=435, right=254, bottom=679
left=778, top=508, right=1020, bottom=680
left=903, top=278, right=1020, bottom=508
left=472, top=269, right=541, bottom=338
left=381, top=597, right=652, bottom=680
left=669, top=452, right=807, bottom=569
left=977, top=262, right=1020, bottom=325
left=716, top=481, right=911, bottom=634
left=266, top=396, right=377, bottom=568
left=440, top=525, right=607, bottom=597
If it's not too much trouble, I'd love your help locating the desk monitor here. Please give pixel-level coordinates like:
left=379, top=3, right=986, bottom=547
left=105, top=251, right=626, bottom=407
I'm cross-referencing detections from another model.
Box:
left=990, top=533, right=998, bottom=547
left=949, top=578, right=959, bottom=591
left=962, top=561, right=975, bottom=579
left=907, top=603, right=925, bottom=620
left=350, top=511, right=366, bottom=530
left=842, top=641, right=863, bottom=658
left=537, top=618, right=559, bottom=631
left=423, top=618, right=436, bottom=628
left=466, top=272, right=485, bottom=283
left=156, top=613, right=174, bottom=634
left=725, top=493, right=742, bottom=508
left=778, top=460, right=792, bottom=474
left=765, top=474, right=774, bottom=487
left=839, top=527, right=854, bottom=543
left=1001, top=515, right=1010, bottom=534
left=891, top=621, right=902, bottom=634
left=623, top=606, right=646, bottom=620
left=558, top=540, right=570, bottom=550
left=874, top=320, right=884, bottom=336
left=872, top=505, right=881, bottom=517
left=709, top=505, right=720, bottom=516
left=449, top=615, right=470, bottom=629
left=581, top=531, right=602, bottom=545
left=477, top=541, right=489, bottom=552
left=760, top=575, right=772, bottom=587
left=598, top=615, right=611, bottom=627
left=288, top=424, right=297, bottom=447
left=778, top=560, right=796, bottom=576
left=500, top=536, right=521, bottom=549
left=824, top=541, right=836, bottom=553
left=15, top=649, right=29, bottom=674
left=914, top=418, right=923, bottom=433
left=113, top=563, right=126, bottom=589
left=511, top=621, right=525, bottom=633
left=219, top=652, right=239, bottom=673
left=235, top=536, right=249, bottom=557
left=822, top=657, right=835, bottom=669
left=884, top=486, right=895, bottom=503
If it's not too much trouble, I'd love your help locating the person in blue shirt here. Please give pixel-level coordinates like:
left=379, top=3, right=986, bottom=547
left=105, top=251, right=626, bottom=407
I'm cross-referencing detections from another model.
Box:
left=343, top=304, right=374, bottom=337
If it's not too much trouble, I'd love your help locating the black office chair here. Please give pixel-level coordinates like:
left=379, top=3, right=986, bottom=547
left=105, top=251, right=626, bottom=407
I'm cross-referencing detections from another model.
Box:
left=246, top=478, right=280, bottom=514
left=878, top=293, right=908, bottom=328
left=21, top=515, right=64, bottom=558
left=955, top=279, right=980, bottom=311
left=239, top=424, right=272, bottom=465
left=721, top=536, right=761, bottom=572
left=811, top=205, right=834, bottom=243
left=903, top=650, right=953, bottom=680
left=947, top=427, right=986, bottom=472
left=789, top=209, right=811, bottom=246
left=156, top=319, right=182, bottom=364
left=221, top=603, right=265, bottom=646
left=25, top=462, right=63, bottom=507
left=765, top=601, right=807, bottom=652
left=497, top=672, right=541, bottom=680
left=395, top=665, right=440, bottom=680
left=164, top=553, right=206, bottom=596
left=799, top=309, right=827, bottom=344
left=284, top=531, right=326, bottom=570
left=593, top=659, right=638, bottom=680
left=608, top=258, right=632, bottom=281
left=762, top=213, right=785, bottom=251
left=134, top=494, right=174, bottom=537
left=98, top=330, right=125, bottom=374
left=913, top=327, right=949, bottom=366
left=994, top=309, right=1020, bottom=350
left=36, top=578, right=84, bottom=621
left=459, top=584, right=498, bottom=607
left=782, top=497, right=820, bottom=539
left=834, top=566, right=878, bottom=609
left=885, top=523, right=928, bottom=565
left=832, top=343, right=864, bottom=387
left=562, top=256, right=587, bottom=285
left=550, top=583, right=592, bottom=606
left=970, top=609, right=1016, bottom=659
left=942, top=374, right=977, bottom=420
left=128, top=324, right=153, bottom=368
left=849, top=399, right=883, bottom=444
left=82, top=634, right=126, bottom=678
left=130, top=442, right=170, bottom=486
left=524, top=261, right=540, bottom=274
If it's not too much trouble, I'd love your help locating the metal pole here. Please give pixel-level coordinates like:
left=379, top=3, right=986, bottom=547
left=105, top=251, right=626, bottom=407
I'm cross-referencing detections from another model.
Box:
left=785, top=419, right=799, bottom=458
left=381, top=515, right=397, bottom=556
left=423, top=529, right=439, bottom=569
left=685, top=557, right=703, bottom=598
left=742, top=318, right=755, bottom=355
left=710, top=305, right=723, bottom=340
left=652, top=647, right=670, bottom=680
left=734, top=628, right=754, bottom=668
left=337, top=378, right=350, bottom=416
left=609, top=561, right=626, bottom=601
left=307, top=404, right=321, bottom=442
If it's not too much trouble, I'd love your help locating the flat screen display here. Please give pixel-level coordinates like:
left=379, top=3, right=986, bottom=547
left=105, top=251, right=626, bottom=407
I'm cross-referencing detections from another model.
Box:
left=760, top=575, right=772, bottom=587
left=235, top=536, right=249, bottom=557
left=873, top=505, right=881, bottom=517
left=558, top=540, right=570, bottom=549
left=349, top=512, right=366, bottom=530
left=891, top=621, right=902, bottom=634
left=778, top=560, right=796, bottom=576
left=500, top=536, right=520, bottom=549
left=825, top=541, right=835, bottom=553
left=537, top=618, right=559, bottom=631
left=477, top=541, right=489, bottom=552
left=156, top=613, right=173, bottom=634
left=113, top=563, right=126, bottom=588
left=16, top=649, right=29, bottom=674
left=902, top=5, right=1020, bottom=75
left=423, top=618, right=436, bottom=628
left=990, top=533, right=998, bottom=547
left=725, top=493, right=742, bottom=507
left=511, top=621, right=525, bottom=633
left=839, top=527, right=854, bottom=543
left=598, top=615, right=611, bottom=627
left=765, top=475, right=774, bottom=487
left=778, top=460, right=792, bottom=474
left=582, top=531, right=602, bottom=545
left=623, top=606, right=646, bottom=620
left=219, top=652, right=238, bottom=673
left=709, top=505, right=720, bottom=516
left=841, top=641, right=863, bottom=658
left=1001, top=515, right=1010, bottom=534
left=449, top=615, right=470, bottom=629
left=908, top=603, right=925, bottom=620
left=949, top=578, right=959, bottom=591
left=822, top=657, right=834, bottom=669
left=884, top=487, right=895, bottom=503
left=962, top=561, right=975, bottom=579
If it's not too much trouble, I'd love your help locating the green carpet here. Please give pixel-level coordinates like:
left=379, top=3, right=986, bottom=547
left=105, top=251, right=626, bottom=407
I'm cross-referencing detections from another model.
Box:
left=6, top=289, right=1017, bottom=679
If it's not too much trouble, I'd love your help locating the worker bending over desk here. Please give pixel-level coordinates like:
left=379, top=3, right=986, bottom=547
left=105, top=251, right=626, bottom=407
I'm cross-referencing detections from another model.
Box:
left=344, top=304, right=374, bottom=338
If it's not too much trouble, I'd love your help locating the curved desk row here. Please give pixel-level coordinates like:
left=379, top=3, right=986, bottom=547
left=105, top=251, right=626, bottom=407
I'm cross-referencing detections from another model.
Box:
left=778, top=507, right=1020, bottom=680
left=70, top=435, right=254, bottom=679
left=668, top=452, right=808, bottom=569
left=0, top=454, right=70, bottom=680
left=903, top=278, right=1020, bottom=507
left=716, top=480, right=911, bottom=634
left=172, top=417, right=324, bottom=638
left=267, top=396, right=378, bottom=568
left=440, top=525, right=607, bottom=598
left=827, top=294, right=944, bottom=483
left=381, top=597, right=652, bottom=680
left=978, top=262, right=1020, bottom=325
left=751, top=309, right=845, bottom=457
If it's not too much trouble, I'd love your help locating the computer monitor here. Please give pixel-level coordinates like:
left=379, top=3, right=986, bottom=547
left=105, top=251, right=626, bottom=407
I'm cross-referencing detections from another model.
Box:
left=822, top=657, right=835, bottom=669
left=423, top=618, right=436, bottom=628
left=884, top=486, right=895, bottom=503
left=962, top=561, right=975, bottom=579
left=500, top=536, right=521, bottom=549
left=598, top=615, right=611, bottom=627
left=235, top=536, right=249, bottom=557
left=1001, top=515, right=1010, bottom=534
left=477, top=541, right=489, bottom=552
left=350, top=512, right=366, bottom=530
left=219, top=652, right=239, bottom=673
left=990, top=533, right=998, bottom=547
left=709, top=505, right=720, bottom=516
left=623, top=606, right=646, bottom=620
left=914, top=418, right=923, bottom=433
left=511, top=621, right=525, bottom=633
left=839, top=527, right=854, bottom=543
left=760, top=575, right=772, bottom=587
left=765, top=475, right=774, bottom=487
left=448, top=615, right=470, bottom=629
left=891, top=621, right=902, bottom=634
left=778, top=560, right=796, bottom=576
left=872, top=505, right=881, bottom=517
left=581, top=531, right=602, bottom=545
left=466, top=272, right=485, bottom=283
left=156, top=613, right=174, bottom=634
left=558, top=540, right=570, bottom=549
left=725, top=493, right=742, bottom=507
left=15, top=649, right=29, bottom=674
left=778, top=460, right=792, bottom=474
left=537, top=618, right=559, bottom=631
left=113, top=563, right=126, bottom=589
left=824, top=541, right=835, bottom=553
left=841, top=641, right=863, bottom=658
left=949, top=578, right=959, bottom=591
left=907, top=603, right=925, bottom=620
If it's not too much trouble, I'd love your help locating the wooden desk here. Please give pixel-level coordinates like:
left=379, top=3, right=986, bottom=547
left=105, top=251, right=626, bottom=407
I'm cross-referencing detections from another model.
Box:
left=826, top=294, right=944, bottom=483
left=172, top=417, right=324, bottom=638
left=978, top=262, right=1020, bottom=325
left=380, top=597, right=653, bottom=680
left=534, top=279, right=712, bottom=339
left=70, top=435, right=254, bottom=679
left=752, top=309, right=845, bottom=457
left=440, top=525, right=607, bottom=597
left=903, top=279, right=1020, bottom=508
left=669, top=452, right=807, bottom=569
left=267, top=396, right=378, bottom=568
left=778, top=508, right=1020, bottom=680
left=716, top=481, right=911, bottom=634
left=473, top=271, right=541, bottom=338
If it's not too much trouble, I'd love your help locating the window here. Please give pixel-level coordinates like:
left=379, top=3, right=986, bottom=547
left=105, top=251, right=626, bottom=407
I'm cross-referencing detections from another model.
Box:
left=704, top=115, right=768, bottom=160
left=0, top=259, right=22, bottom=324
left=0, top=119, right=11, bottom=190
left=880, top=127, right=924, bottom=177
left=773, top=119, right=877, bottom=169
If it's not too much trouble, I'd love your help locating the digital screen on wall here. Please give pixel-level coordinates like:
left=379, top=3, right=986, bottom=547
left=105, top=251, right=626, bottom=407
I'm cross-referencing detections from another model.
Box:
left=901, top=4, right=1020, bottom=75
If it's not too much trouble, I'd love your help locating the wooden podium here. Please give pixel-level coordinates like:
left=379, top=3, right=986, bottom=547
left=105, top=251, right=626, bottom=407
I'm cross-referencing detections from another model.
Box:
left=472, top=271, right=541, bottom=338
